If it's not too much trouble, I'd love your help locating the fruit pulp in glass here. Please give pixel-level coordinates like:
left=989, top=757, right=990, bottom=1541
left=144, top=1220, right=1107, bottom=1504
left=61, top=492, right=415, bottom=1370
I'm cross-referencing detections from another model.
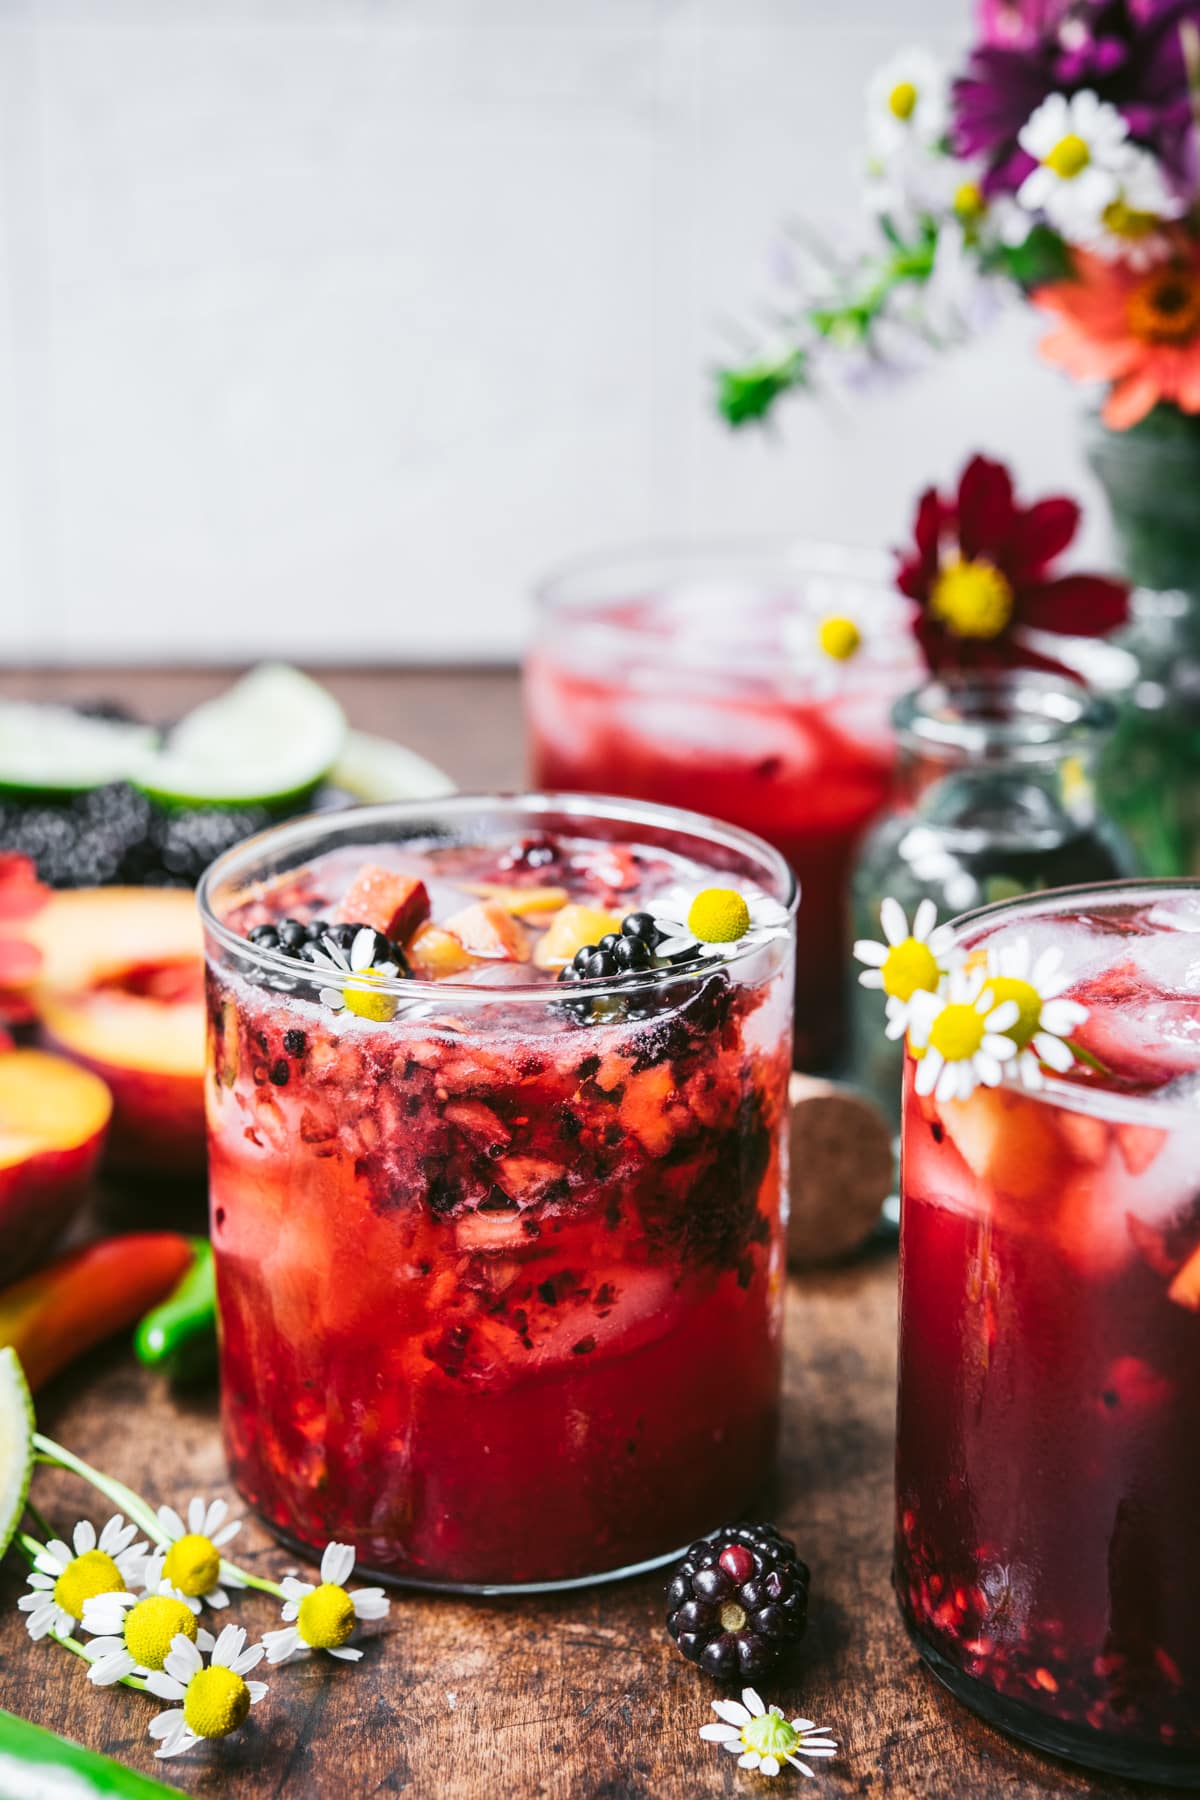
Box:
left=526, top=582, right=920, bottom=1070
left=896, top=888, right=1200, bottom=1775
left=205, top=823, right=792, bottom=1589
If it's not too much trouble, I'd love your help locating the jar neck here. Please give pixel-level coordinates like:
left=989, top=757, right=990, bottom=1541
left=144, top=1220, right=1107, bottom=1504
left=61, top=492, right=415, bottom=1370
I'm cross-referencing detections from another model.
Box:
left=893, top=671, right=1114, bottom=835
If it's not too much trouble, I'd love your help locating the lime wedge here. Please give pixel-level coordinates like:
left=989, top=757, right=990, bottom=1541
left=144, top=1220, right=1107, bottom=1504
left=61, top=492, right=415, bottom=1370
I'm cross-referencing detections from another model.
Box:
left=331, top=730, right=455, bottom=804
left=0, top=1348, right=35, bottom=1561
left=132, top=664, right=347, bottom=809
left=0, top=704, right=156, bottom=798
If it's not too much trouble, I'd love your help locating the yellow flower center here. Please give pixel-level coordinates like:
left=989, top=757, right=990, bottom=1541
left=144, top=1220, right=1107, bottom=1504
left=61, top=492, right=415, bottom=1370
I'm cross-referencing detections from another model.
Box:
left=929, top=1002, right=986, bottom=1062
left=985, top=975, right=1042, bottom=1049
left=880, top=937, right=940, bottom=1003
left=930, top=557, right=1014, bottom=640
left=53, top=1550, right=125, bottom=1621
left=1126, top=267, right=1200, bottom=346
left=686, top=888, right=751, bottom=944
left=297, top=1583, right=357, bottom=1650
left=162, top=1534, right=221, bottom=1600
left=953, top=180, right=986, bottom=223
left=343, top=971, right=397, bottom=1022
left=182, top=1665, right=251, bottom=1740
left=1045, top=133, right=1090, bottom=179
left=1101, top=197, right=1155, bottom=241
left=888, top=80, right=918, bottom=121
left=817, top=614, right=861, bottom=661
left=123, top=1595, right=198, bottom=1672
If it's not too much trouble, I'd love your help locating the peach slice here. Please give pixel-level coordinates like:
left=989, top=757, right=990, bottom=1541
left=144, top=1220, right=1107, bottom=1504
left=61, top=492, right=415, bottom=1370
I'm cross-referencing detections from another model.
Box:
left=442, top=902, right=531, bottom=963
left=26, top=889, right=205, bottom=1173
left=1169, top=1244, right=1200, bottom=1310
left=532, top=904, right=622, bottom=970
left=938, top=1086, right=1064, bottom=1206
left=406, top=923, right=476, bottom=980
left=0, top=1049, right=111, bottom=1279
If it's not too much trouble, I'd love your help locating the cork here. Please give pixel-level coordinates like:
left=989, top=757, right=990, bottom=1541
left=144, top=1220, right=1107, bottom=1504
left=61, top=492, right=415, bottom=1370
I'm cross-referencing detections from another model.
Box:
left=787, top=1072, right=895, bottom=1268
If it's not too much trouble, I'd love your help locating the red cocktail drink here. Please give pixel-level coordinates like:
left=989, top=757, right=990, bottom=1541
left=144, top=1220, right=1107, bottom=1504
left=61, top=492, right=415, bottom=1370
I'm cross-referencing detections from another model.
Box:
left=525, top=545, right=920, bottom=1068
left=200, top=796, right=794, bottom=1590
left=896, top=883, right=1200, bottom=1782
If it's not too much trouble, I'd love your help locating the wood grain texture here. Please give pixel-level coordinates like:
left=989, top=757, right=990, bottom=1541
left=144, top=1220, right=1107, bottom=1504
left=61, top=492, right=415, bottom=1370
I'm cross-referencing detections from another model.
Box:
left=0, top=668, right=1179, bottom=1799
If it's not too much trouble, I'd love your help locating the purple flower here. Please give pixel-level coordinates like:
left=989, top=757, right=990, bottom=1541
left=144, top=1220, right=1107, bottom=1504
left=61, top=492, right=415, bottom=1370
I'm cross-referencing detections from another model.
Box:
left=953, top=0, right=1200, bottom=195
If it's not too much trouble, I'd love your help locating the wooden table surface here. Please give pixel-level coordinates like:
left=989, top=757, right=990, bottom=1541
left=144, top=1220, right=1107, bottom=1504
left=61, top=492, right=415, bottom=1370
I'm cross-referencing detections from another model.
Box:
left=0, top=668, right=1179, bottom=1800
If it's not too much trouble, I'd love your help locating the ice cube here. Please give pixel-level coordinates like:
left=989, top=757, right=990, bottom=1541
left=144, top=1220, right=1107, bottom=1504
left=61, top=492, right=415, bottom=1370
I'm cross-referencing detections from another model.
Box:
left=1126, top=933, right=1200, bottom=995
left=1148, top=895, right=1200, bottom=934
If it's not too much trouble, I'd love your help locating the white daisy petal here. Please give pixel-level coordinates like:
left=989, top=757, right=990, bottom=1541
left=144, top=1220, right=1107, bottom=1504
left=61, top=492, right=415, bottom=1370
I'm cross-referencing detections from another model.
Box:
left=859, top=968, right=885, bottom=989
left=738, top=1751, right=760, bottom=1769
left=880, top=896, right=907, bottom=946
left=72, top=1521, right=96, bottom=1555
left=326, top=1645, right=364, bottom=1661
left=164, top=1637, right=203, bottom=1683
left=721, top=1739, right=745, bottom=1757
left=1040, top=998, right=1086, bottom=1035
left=148, top=1707, right=185, bottom=1738
left=211, top=1520, right=241, bottom=1548
left=760, top=1755, right=781, bottom=1776
left=984, top=999, right=1019, bottom=1033
left=186, top=1497, right=206, bottom=1534
left=262, top=1627, right=302, bottom=1664
left=211, top=1624, right=246, bottom=1668
left=699, top=1724, right=740, bottom=1743
left=853, top=939, right=889, bottom=967
left=1033, top=1030, right=1075, bottom=1071
left=915, top=1047, right=943, bottom=1096
left=742, top=1688, right=766, bottom=1717
left=247, top=1681, right=269, bottom=1704
left=145, top=1673, right=187, bottom=1702
left=88, top=1651, right=136, bottom=1687
left=321, top=1542, right=356, bottom=1587
left=711, top=1700, right=752, bottom=1727
left=203, top=1585, right=230, bottom=1610
left=913, top=898, right=937, bottom=942
left=351, top=1591, right=389, bottom=1621
left=232, top=1642, right=266, bottom=1676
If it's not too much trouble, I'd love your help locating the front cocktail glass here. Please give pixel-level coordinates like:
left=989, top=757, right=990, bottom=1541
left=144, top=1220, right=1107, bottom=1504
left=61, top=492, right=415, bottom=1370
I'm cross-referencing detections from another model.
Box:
left=896, top=881, right=1200, bottom=1784
left=525, top=542, right=920, bottom=1069
left=199, top=795, right=795, bottom=1592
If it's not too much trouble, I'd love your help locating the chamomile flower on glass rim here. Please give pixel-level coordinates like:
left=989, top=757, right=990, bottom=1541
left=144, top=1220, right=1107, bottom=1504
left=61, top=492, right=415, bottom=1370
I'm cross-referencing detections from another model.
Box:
left=1016, top=90, right=1133, bottom=237
left=854, top=897, right=957, bottom=1040
left=261, top=1540, right=390, bottom=1665
left=648, top=884, right=792, bottom=964
left=145, top=1625, right=267, bottom=1759
left=906, top=964, right=1020, bottom=1103
left=306, top=926, right=401, bottom=1012
left=18, top=1515, right=147, bottom=1642
left=698, top=1686, right=839, bottom=1779
left=82, top=1577, right=213, bottom=1686
left=983, top=935, right=1088, bottom=1089
left=865, top=49, right=948, bottom=157
left=148, top=1496, right=245, bottom=1612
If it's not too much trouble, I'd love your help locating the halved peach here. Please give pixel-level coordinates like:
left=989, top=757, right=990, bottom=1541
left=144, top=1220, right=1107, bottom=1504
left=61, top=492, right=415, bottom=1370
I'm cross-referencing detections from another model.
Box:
left=0, top=1048, right=111, bottom=1278
left=26, top=889, right=205, bottom=1173
left=532, top=903, right=622, bottom=970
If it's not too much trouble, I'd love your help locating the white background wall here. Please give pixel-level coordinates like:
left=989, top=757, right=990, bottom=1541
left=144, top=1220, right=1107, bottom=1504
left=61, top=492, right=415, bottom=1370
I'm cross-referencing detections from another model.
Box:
left=0, top=0, right=1111, bottom=665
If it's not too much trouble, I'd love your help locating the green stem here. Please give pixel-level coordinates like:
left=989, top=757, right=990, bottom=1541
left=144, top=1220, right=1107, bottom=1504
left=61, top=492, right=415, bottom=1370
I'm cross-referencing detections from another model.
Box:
left=1068, top=1039, right=1111, bottom=1077
left=231, top=1569, right=286, bottom=1600
left=50, top=1627, right=149, bottom=1692
left=33, top=1435, right=167, bottom=1548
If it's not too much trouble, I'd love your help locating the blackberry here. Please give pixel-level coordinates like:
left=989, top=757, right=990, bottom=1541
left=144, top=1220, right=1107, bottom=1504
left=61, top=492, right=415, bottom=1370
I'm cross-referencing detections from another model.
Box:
left=620, top=911, right=662, bottom=947
left=666, top=1523, right=809, bottom=1681
left=245, top=916, right=409, bottom=977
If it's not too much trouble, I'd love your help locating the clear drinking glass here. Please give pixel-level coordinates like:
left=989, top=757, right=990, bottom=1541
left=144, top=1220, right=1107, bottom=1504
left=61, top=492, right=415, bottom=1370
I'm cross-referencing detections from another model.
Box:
left=525, top=541, right=921, bottom=1069
left=199, top=795, right=795, bottom=1591
left=895, top=881, right=1200, bottom=1784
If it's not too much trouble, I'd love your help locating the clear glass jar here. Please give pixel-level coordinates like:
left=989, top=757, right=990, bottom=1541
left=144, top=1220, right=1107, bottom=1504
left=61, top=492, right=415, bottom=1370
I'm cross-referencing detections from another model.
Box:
left=1085, top=411, right=1200, bottom=877
left=896, top=881, right=1200, bottom=1784
left=851, top=672, right=1136, bottom=1120
left=198, top=794, right=795, bottom=1592
left=524, top=540, right=922, bottom=1070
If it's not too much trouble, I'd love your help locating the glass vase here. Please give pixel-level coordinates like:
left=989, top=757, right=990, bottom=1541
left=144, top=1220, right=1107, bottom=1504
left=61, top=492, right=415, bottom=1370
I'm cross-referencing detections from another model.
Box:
left=1085, top=411, right=1200, bottom=877
left=850, top=671, right=1136, bottom=1122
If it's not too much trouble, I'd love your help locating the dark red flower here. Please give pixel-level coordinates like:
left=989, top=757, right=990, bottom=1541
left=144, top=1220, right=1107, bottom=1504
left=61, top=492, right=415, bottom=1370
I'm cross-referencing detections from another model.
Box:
left=896, top=453, right=1130, bottom=675
left=0, top=854, right=49, bottom=1028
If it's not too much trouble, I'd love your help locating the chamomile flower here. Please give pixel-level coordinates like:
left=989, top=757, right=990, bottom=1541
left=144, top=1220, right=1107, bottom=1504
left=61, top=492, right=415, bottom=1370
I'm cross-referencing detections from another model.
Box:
left=260, top=1541, right=389, bottom=1665
left=82, top=1577, right=212, bottom=1686
left=145, top=1626, right=267, bottom=1758
left=148, top=1496, right=245, bottom=1613
left=984, top=936, right=1088, bottom=1088
left=1076, top=147, right=1185, bottom=268
left=18, top=1516, right=147, bottom=1642
left=854, top=897, right=956, bottom=1040
left=698, top=1687, right=839, bottom=1778
left=1017, top=91, right=1133, bottom=237
left=306, top=927, right=401, bottom=1020
left=907, top=965, right=1020, bottom=1103
left=649, top=885, right=791, bottom=964
left=866, top=50, right=947, bottom=158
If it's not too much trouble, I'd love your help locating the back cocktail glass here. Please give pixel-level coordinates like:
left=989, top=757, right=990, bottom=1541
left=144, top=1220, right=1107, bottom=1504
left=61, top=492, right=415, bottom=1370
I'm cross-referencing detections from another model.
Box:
left=525, top=543, right=921, bottom=1068
left=896, top=882, right=1200, bottom=1783
left=199, top=795, right=795, bottom=1590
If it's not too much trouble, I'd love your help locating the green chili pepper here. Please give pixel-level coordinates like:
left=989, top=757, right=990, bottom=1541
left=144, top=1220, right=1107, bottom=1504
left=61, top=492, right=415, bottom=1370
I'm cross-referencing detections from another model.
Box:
left=133, top=1236, right=216, bottom=1384
left=0, top=1708, right=179, bottom=1799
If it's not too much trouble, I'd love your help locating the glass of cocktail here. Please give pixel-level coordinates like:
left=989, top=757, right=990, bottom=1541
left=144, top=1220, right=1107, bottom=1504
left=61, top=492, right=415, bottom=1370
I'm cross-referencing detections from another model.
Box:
left=199, top=794, right=795, bottom=1591
left=895, top=881, right=1200, bottom=1783
left=525, top=542, right=920, bottom=1069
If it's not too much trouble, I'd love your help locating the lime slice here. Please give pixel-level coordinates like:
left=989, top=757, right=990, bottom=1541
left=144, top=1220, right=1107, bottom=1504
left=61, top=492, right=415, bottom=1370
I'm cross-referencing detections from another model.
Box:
left=132, top=664, right=347, bottom=809
left=0, top=705, right=156, bottom=798
left=331, top=730, right=455, bottom=804
left=0, top=1347, right=35, bottom=1561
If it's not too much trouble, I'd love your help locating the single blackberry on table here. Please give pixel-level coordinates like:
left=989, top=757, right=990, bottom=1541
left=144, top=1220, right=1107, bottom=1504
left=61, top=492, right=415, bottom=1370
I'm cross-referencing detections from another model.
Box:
left=666, top=1523, right=809, bottom=1681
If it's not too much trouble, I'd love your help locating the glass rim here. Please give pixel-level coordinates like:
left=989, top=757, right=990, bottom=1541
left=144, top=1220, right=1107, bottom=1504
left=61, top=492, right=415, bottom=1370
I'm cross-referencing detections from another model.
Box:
left=196, top=790, right=799, bottom=1005
left=893, top=668, right=1116, bottom=764
left=942, top=876, right=1200, bottom=1126
left=533, top=533, right=895, bottom=612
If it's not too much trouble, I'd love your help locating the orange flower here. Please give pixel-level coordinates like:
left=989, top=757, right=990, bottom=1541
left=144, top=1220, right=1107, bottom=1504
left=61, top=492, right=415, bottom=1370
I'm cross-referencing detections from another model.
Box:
left=1033, top=241, right=1200, bottom=430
